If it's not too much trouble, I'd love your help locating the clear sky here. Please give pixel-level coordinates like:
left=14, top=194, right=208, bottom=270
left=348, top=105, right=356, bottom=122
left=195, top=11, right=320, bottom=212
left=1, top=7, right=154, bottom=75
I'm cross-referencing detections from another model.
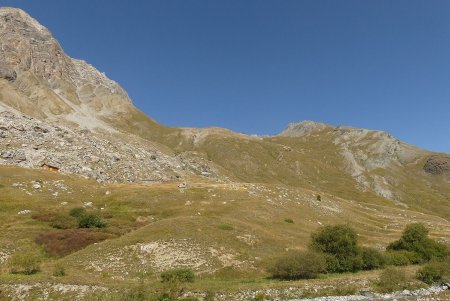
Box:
left=2, top=0, right=450, bottom=153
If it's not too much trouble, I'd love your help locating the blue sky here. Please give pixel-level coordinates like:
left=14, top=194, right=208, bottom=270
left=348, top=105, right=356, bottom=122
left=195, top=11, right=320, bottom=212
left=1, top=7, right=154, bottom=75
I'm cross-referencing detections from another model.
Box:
left=3, top=0, right=450, bottom=152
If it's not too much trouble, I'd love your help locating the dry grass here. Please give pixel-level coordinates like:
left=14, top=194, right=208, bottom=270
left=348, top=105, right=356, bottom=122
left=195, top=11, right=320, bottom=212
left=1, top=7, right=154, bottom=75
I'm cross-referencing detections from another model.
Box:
left=0, top=164, right=449, bottom=299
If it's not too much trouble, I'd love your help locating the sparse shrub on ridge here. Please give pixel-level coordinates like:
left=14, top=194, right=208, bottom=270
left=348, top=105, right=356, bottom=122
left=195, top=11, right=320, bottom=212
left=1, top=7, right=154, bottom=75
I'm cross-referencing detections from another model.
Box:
left=269, top=250, right=326, bottom=280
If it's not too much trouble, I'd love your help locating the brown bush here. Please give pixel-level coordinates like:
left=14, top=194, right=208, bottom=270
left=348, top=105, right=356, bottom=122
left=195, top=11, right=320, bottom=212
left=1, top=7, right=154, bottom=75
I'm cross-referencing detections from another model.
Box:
left=31, top=212, right=58, bottom=223
left=35, top=229, right=114, bottom=257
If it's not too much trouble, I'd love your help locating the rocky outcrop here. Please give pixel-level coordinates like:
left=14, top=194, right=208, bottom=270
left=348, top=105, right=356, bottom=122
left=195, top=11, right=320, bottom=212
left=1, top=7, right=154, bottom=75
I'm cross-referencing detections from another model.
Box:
left=423, top=155, right=450, bottom=175
left=279, top=121, right=330, bottom=137
left=0, top=110, right=225, bottom=183
left=0, top=7, right=133, bottom=128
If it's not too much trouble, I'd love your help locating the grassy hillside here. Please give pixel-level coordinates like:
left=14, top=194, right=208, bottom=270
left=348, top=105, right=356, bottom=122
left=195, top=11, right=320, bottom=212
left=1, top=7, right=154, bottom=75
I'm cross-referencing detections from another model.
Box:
left=0, top=165, right=449, bottom=300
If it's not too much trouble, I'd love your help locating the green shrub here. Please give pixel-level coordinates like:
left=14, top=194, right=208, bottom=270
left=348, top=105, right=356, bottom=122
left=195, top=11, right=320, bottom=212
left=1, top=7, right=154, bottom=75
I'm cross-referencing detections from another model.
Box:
left=417, top=265, right=443, bottom=284
left=416, top=259, right=450, bottom=284
left=310, top=224, right=362, bottom=272
left=375, top=267, right=409, bottom=293
left=160, top=268, right=195, bottom=283
left=69, top=207, right=87, bottom=219
left=8, top=253, right=42, bottom=275
left=387, top=223, right=450, bottom=261
left=217, top=224, right=233, bottom=231
left=78, top=214, right=107, bottom=228
left=361, top=247, right=385, bottom=270
left=269, top=250, right=326, bottom=280
left=385, top=250, right=423, bottom=266
left=52, top=263, right=66, bottom=277
left=284, top=218, right=294, bottom=224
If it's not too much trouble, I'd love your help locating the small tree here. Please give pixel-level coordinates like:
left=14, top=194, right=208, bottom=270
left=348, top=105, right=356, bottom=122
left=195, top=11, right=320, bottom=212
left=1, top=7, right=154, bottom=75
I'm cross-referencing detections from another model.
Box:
left=310, top=224, right=362, bottom=272
left=387, top=223, right=450, bottom=261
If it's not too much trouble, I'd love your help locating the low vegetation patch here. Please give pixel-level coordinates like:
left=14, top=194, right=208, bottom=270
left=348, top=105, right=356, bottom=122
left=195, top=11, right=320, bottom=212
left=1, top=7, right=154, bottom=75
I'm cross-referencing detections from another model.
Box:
left=217, top=223, right=233, bottom=231
left=375, top=267, right=410, bottom=293
left=284, top=218, right=294, bottom=224
left=8, top=252, right=42, bottom=275
left=69, top=207, right=87, bottom=219
left=52, top=263, right=66, bottom=277
left=416, top=259, right=450, bottom=284
left=35, top=229, right=113, bottom=257
left=31, top=212, right=58, bottom=223
left=50, top=214, right=78, bottom=229
left=385, top=250, right=422, bottom=266
left=269, top=250, right=326, bottom=280
left=160, top=268, right=195, bottom=283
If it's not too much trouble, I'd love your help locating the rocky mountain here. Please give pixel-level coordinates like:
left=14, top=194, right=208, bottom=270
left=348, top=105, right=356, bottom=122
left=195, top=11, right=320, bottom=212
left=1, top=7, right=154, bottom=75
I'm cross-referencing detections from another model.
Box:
left=0, top=7, right=136, bottom=130
left=1, top=7, right=450, bottom=301
left=0, top=7, right=449, bottom=212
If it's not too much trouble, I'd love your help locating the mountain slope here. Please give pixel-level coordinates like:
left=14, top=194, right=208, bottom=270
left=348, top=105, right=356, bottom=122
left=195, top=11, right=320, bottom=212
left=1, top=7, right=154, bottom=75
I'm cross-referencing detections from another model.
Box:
left=0, top=7, right=450, bottom=300
left=1, top=7, right=449, bottom=216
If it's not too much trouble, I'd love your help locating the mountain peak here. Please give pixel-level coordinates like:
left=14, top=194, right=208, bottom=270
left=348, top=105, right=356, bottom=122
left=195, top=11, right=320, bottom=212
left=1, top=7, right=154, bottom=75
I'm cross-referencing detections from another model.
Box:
left=0, top=7, right=48, bottom=33
left=0, top=6, right=133, bottom=129
left=279, top=120, right=330, bottom=137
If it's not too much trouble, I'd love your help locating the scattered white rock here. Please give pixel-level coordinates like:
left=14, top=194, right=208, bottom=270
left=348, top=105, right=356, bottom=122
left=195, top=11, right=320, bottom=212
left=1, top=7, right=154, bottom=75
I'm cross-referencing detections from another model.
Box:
left=31, top=182, right=41, bottom=189
left=178, top=182, right=188, bottom=188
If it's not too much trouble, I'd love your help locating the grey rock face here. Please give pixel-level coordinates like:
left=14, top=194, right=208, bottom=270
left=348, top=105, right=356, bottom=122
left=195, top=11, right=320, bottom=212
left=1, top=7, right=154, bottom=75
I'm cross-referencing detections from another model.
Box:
left=0, top=110, right=225, bottom=183
left=279, top=121, right=330, bottom=137
left=0, top=7, right=133, bottom=126
left=0, top=64, right=16, bottom=81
